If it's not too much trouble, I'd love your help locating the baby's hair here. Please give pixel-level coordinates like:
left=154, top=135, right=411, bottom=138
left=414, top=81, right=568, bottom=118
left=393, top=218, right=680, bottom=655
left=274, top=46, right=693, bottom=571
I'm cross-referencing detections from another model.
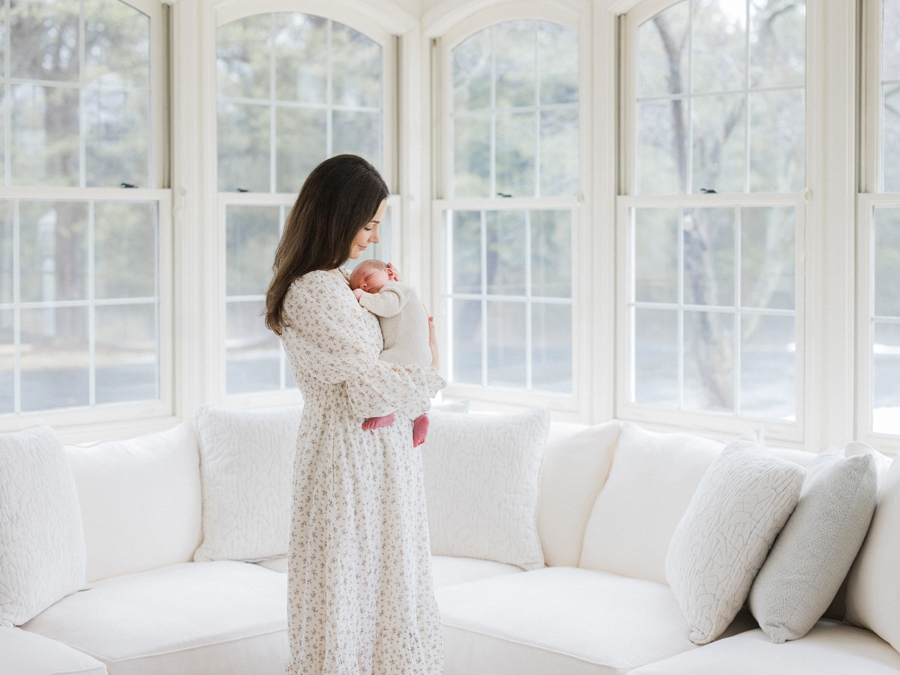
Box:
left=349, top=259, right=388, bottom=290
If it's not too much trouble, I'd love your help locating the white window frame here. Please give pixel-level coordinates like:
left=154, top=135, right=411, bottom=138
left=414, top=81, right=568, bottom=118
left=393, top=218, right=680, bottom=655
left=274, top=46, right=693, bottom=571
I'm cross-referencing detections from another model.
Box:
left=0, top=0, right=173, bottom=436
left=208, top=0, right=400, bottom=408
left=429, top=0, right=593, bottom=418
left=615, top=0, right=816, bottom=445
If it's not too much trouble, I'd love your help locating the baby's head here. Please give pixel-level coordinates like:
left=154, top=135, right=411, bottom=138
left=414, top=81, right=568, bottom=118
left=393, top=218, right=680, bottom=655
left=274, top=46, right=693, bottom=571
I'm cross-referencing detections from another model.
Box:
left=349, top=259, right=393, bottom=293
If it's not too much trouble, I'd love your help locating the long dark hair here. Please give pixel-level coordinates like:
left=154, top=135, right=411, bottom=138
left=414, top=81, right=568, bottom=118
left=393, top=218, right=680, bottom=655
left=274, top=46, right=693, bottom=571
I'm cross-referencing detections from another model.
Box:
left=265, top=155, right=389, bottom=335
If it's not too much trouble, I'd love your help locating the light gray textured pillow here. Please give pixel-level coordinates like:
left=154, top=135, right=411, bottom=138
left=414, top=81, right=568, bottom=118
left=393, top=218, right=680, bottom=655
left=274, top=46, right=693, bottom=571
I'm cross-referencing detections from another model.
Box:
left=749, top=448, right=877, bottom=643
left=665, top=429, right=805, bottom=645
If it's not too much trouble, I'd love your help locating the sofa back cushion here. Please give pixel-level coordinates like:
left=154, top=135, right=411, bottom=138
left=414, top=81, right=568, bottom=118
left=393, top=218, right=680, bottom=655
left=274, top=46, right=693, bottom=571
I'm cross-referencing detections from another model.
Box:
left=66, top=422, right=202, bottom=582
left=537, top=420, right=621, bottom=567
left=578, top=422, right=724, bottom=585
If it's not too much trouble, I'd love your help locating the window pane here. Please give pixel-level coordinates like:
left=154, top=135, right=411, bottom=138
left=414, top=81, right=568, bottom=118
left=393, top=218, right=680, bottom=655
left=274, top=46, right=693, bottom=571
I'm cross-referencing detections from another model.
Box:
left=276, top=106, right=326, bottom=193
left=218, top=101, right=269, bottom=192
left=452, top=299, right=481, bottom=384
left=95, top=303, right=156, bottom=404
left=495, top=111, right=535, bottom=198
left=531, top=210, right=571, bottom=298
left=635, top=208, right=679, bottom=303
left=684, top=309, right=734, bottom=412
left=226, top=299, right=280, bottom=394
left=874, top=322, right=900, bottom=435
left=84, top=0, right=149, bottom=89
left=453, top=30, right=492, bottom=112
left=85, top=87, right=150, bottom=188
left=453, top=115, right=490, bottom=198
left=741, top=313, right=794, bottom=419
left=226, top=205, right=280, bottom=297
left=639, top=99, right=688, bottom=194
left=538, top=23, right=578, bottom=105
left=749, top=88, right=804, bottom=192
left=451, top=210, right=481, bottom=294
left=217, top=14, right=270, bottom=100
left=634, top=308, right=678, bottom=407
left=20, top=201, right=88, bottom=303
left=0, top=204, right=13, bottom=304
left=875, top=207, right=900, bottom=317
left=741, top=206, right=794, bottom=309
left=692, top=0, right=746, bottom=94
left=692, top=94, right=746, bottom=194
left=485, top=210, right=525, bottom=296
left=533, top=302, right=572, bottom=393
left=332, top=110, right=380, bottom=170
left=749, top=0, right=805, bottom=89
left=21, top=306, right=89, bottom=411
left=11, top=0, right=80, bottom=83
left=683, top=208, right=734, bottom=307
left=11, top=85, right=80, bottom=187
left=883, top=84, right=900, bottom=194
left=331, top=22, right=381, bottom=109
left=0, top=310, right=12, bottom=414
left=95, top=201, right=156, bottom=299
left=487, top=301, right=526, bottom=387
left=494, top=21, right=536, bottom=109
left=885, top=0, right=900, bottom=82
left=274, top=13, right=327, bottom=104
left=540, top=108, right=578, bottom=196
left=638, top=2, right=689, bottom=98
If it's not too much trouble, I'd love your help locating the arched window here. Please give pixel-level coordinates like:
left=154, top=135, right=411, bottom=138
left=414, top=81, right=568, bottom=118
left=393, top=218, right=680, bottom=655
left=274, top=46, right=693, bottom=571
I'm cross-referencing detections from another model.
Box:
left=0, top=0, right=169, bottom=421
left=437, top=13, right=581, bottom=403
left=620, top=0, right=806, bottom=437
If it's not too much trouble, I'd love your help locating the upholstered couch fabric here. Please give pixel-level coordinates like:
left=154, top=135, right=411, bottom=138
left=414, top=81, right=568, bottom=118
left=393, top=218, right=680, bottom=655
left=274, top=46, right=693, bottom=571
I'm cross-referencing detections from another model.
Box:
left=0, top=627, right=108, bottom=675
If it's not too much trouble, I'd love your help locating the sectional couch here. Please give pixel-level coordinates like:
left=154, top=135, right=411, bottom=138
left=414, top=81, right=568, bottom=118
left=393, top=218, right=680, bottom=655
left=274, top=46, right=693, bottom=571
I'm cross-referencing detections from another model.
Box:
left=3, top=408, right=900, bottom=675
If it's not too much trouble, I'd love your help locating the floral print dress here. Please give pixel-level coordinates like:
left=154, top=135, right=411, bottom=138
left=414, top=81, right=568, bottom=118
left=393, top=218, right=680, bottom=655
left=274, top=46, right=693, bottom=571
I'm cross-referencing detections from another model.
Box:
left=279, top=269, right=446, bottom=675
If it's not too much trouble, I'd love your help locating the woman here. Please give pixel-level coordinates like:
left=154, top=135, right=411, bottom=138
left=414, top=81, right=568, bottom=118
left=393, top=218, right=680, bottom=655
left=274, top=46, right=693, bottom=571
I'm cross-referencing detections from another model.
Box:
left=265, top=155, right=445, bottom=675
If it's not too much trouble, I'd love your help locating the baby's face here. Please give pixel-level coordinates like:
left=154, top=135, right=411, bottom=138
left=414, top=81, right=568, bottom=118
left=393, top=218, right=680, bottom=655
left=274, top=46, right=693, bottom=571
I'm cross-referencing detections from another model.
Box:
left=354, top=266, right=391, bottom=293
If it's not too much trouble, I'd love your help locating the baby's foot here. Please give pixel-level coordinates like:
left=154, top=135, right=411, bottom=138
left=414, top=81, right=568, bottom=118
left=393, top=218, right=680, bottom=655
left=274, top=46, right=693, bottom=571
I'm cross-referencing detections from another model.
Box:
left=362, top=414, right=394, bottom=430
left=412, top=414, right=430, bottom=447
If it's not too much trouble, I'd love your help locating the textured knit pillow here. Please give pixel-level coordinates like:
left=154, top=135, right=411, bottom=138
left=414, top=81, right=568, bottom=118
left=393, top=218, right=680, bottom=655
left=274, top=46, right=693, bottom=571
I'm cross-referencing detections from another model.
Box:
left=420, top=408, right=550, bottom=570
left=0, top=421, right=86, bottom=627
left=194, top=405, right=301, bottom=562
left=749, top=448, right=877, bottom=643
left=665, top=429, right=805, bottom=645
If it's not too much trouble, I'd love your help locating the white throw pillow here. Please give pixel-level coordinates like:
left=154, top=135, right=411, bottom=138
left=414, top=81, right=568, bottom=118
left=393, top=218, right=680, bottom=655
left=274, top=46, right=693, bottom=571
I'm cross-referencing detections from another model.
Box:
left=420, top=409, right=550, bottom=570
left=665, top=429, right=805, bottom=645
left=66, top=422, right=203, bottom=582
left=749, top=448, right=877, bottom=643
left=0, top=421, right=86, bottom=627
left=194, top=405, right=302, bottom=562
left=845, top=452, right=900, bottom=652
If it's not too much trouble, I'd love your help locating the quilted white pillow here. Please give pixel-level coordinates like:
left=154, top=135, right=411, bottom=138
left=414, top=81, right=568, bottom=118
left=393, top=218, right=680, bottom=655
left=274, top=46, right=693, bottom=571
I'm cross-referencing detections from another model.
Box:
left=666, top=429, right=805, bottom=645
left=0, top=421, right=86, bottom=627
left=420, top=408, right=550, bottom=570
left=194, top=405, right=302, bottom=562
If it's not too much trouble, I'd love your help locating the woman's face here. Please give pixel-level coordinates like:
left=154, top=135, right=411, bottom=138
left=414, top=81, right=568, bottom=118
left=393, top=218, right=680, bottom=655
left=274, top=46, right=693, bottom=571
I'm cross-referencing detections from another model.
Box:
left=349, top=198, right=387, bottom=260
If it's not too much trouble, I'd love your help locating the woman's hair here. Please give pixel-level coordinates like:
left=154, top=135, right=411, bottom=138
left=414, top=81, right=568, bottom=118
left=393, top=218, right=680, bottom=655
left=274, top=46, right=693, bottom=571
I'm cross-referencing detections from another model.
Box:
left=265, top=155, right=389, bottom=335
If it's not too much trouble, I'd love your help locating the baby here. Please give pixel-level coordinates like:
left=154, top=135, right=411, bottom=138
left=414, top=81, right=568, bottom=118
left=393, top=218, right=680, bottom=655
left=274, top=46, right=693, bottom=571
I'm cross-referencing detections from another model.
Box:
left=349, top=259, right=432, bottom=447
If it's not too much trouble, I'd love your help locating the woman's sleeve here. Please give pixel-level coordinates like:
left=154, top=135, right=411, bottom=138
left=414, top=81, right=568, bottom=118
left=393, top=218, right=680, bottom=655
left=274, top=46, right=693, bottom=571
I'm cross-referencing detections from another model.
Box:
left=283, top=274, right=445, bottom=419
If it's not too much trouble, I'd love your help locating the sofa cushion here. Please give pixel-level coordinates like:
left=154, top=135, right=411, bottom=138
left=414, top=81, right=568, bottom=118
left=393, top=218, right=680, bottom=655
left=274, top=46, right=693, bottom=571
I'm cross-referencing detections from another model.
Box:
left=435, top=566, right=742, bottom=675
left=0, top=421, right=86, bottom=628
left=66, top=423, right=202, bottom=582
left=627, top=620, right=900, bottom=675
left=578, top=423, right=723, bottom=585
left=538, top=421, right=621, bottom=567
left=21, top=562, right=287, bottom=675
left=749, top=448, right=877, bottom=643
left=431, top=555, right=523, bottom=588
left=194, top=405, right=301, bottom=562
left=421, top=409, right=550, bottom=570
left=665, top=429, right=805, bottom=645
left=0, top=627, right=107, bottom=675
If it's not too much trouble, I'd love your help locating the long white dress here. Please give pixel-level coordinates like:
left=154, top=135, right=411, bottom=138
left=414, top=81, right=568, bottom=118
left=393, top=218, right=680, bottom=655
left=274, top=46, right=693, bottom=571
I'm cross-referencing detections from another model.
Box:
left=279, top=269, right=446, bottom=675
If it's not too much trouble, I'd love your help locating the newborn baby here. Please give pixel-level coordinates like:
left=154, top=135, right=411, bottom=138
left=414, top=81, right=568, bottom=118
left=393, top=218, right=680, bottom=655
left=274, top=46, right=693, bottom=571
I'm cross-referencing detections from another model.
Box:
left=349, top=259, right=432, bottom=447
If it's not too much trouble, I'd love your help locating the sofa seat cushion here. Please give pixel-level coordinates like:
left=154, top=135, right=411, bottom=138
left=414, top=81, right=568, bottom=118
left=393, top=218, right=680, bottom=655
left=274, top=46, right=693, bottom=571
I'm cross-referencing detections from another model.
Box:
left=627, top=620, right=900, bottom=674
left=21, top=562, right=287, bottom=675
left=431, top=555, right=523, bottom=588
left=0, top=627, right=107, bottom=675
left=436, top=566, right=725, bottom=675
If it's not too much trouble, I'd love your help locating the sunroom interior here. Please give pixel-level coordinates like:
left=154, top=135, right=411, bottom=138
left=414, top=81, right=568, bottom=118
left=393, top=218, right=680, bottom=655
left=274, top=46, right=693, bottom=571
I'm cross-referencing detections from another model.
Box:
left=0, top=0, right=896, bottom=461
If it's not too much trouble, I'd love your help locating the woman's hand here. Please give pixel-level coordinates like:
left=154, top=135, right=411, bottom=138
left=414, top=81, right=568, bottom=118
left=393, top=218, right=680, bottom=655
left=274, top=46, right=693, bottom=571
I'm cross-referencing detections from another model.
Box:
left=428, top=316, right=440, bottom=371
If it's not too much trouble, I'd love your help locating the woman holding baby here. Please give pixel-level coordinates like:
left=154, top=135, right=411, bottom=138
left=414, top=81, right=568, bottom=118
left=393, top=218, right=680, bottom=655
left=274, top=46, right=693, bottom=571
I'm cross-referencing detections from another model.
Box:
left=264, top=154, right=445, bottom=675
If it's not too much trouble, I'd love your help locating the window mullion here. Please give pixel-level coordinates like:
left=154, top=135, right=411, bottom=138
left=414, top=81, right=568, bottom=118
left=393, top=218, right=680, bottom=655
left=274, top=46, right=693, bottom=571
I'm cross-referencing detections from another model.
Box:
left=88, top=200, right=96, bottom=406
left=12, top=198, right=19, bottom=414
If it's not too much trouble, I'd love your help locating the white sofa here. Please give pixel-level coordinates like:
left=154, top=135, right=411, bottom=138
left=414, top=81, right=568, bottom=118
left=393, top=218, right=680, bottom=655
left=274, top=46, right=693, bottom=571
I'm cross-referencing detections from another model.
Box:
left=3, top=414, right=900, bottom=675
